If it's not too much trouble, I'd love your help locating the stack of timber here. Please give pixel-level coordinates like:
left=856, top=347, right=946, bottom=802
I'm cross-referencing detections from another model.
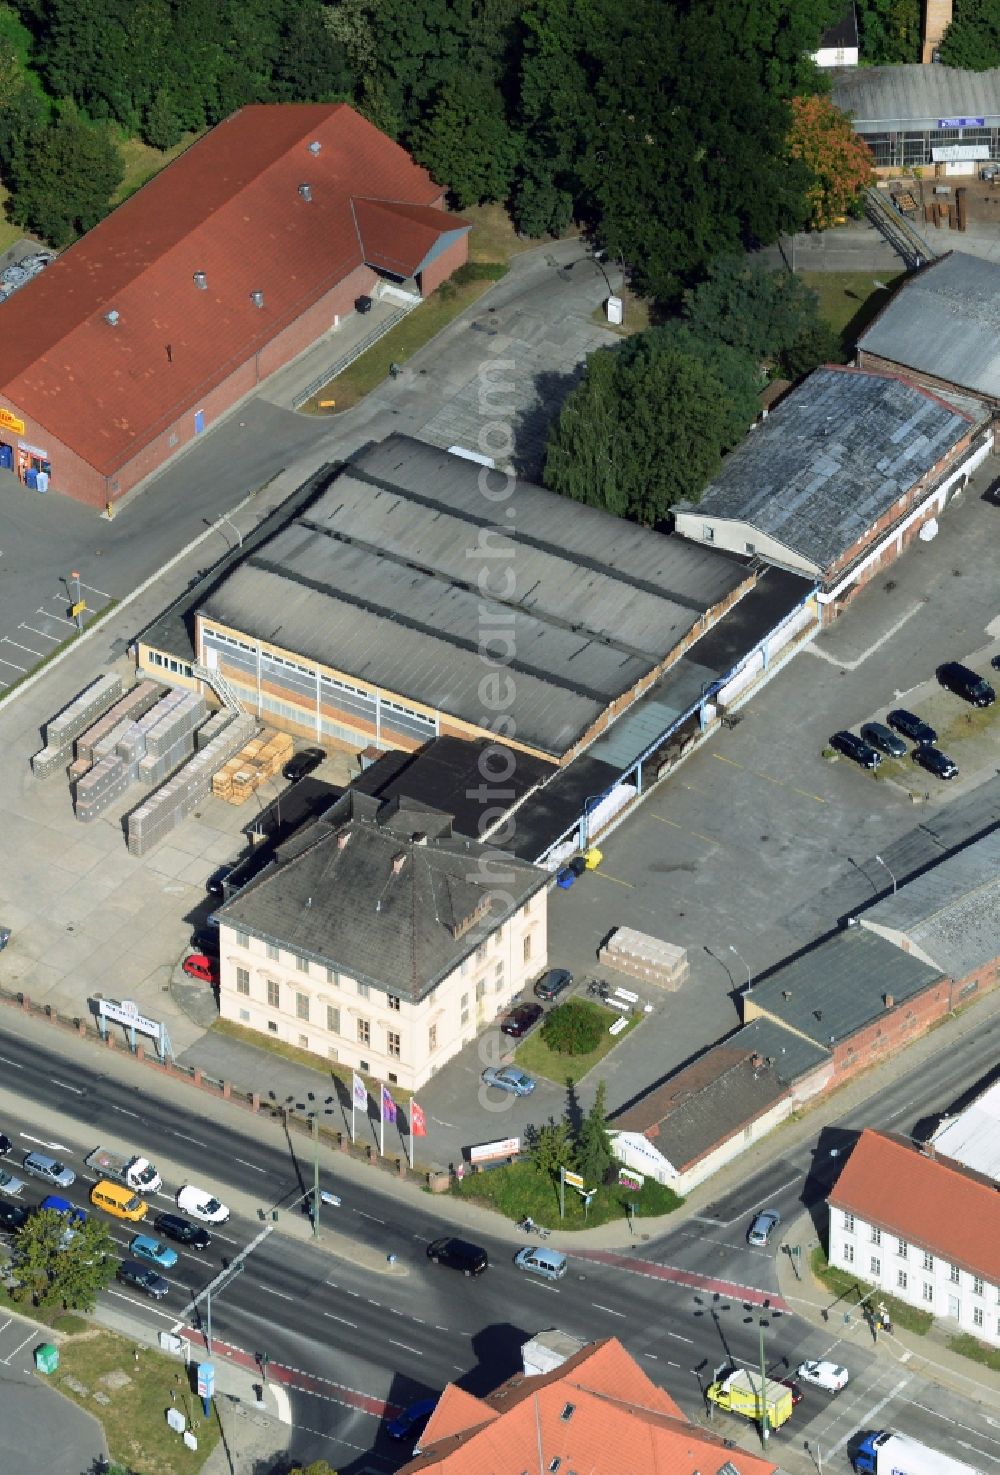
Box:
left=212, top=730, right=293, bottom=804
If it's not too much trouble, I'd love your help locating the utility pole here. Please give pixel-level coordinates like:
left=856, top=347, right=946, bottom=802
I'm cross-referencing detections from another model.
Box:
left=758, top=1322, right=769, bottom=1448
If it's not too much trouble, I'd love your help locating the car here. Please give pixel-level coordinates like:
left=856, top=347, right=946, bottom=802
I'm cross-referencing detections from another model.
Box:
left=912, top=745, right=958, bottom=780
left=282, top=746, right=325, bottom=782
left=176, top=1186, right=230, bottom=1224
left=778, top=1378, right=804, bottom=1407
left=859, top=722, right=907, bottom=760
left=22, top=1151, right=75, bottom=1188
left=129, top=1234, right=178, bottom=1270
left=500, top=1002, right=544, bottom=1038
left=796, top=1359, right=849, bottom=1393
left=482, top=1065, right=536, bottom=1097
left=426, top=1236, right=488, bottom=1276
left=0, top=1170, right=25, bottom=1197
left=937, top=661, right=996, bottom=708
left=0, top=1202, right=29, bottom=1232
left=118, top=1259, right=170, bottom=1300
left=0, top=1133, right=11, bottom=1156
left=887, top=709, right=937, bottom=746
left=205, top=865, right=234, bottom=898
left=386, top=1397, right=438, bottom=1442
left=154, top=1212, right=211, bottom=1250
left=514, top=1246, right=569, bottom=1281
left=190, top=927, right=219, bottom=956
left=183, top=952, right=220, bottom=984
left=39, top=1196, right=87, bottom=1248
left=533, top=968, right=573, bottom=1002
left=747, top=1209, right=781, bottom=1247
left=992, top=654, right=1000, bottom=672
left=829, top=730, right=881, bottom=770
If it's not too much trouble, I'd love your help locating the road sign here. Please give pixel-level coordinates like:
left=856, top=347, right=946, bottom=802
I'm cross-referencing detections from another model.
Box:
left=562, top=1168, right=584, bottom=1190
left=196, top=1362, right=215, bottom=1399
left=71, top=601, right=88, bottom=617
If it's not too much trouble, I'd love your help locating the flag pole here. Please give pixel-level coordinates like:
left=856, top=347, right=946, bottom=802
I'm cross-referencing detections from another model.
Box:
left=380, top=1091, right=385, bottom=1157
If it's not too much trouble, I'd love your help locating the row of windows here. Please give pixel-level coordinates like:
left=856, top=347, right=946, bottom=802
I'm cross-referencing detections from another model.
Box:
left=146, top=650, right=193, bottom=677
left=234, top=927, right=530, bottom=993
left=861, top=128, right=999, bottom=170
left=844, top=1216, right=987, bottom=1293
left=845, top=1249, right=997, bottom=1331
left=235, top=965, right=443, bottom=1057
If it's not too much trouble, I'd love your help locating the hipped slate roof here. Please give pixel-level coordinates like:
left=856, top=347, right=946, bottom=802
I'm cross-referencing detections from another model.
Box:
left=0, top=105, right=465, bottom=476
left=685, top=365, right=975, bottom=573
left=406, top=1337, right=778, bottom=1475
left=747, top=928, right=942, bottom=1046
left=199, top=435, right=750, bottom=758
left=830, top=1129, right=1000, bottom=1284
left=610, top=1045, right=791, bottom=1171
left=218, top=792, right=545, bottom=1002
left=830, top=64, right=1000, bottom=130
left=857, top=252, right=1000, bottom=402
left=859, top=828, right=1000, bottom=979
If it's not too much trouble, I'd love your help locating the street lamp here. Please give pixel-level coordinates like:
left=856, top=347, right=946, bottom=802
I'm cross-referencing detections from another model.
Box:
left=729, top=944, right=752, bottom=994
left=873, top=853, right=897, bottom=895
left=298, top=1091, right=339, bottom=1238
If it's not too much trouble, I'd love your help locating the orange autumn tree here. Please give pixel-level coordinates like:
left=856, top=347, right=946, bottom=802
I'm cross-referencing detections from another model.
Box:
left=788, top=94, right=875, bottom=230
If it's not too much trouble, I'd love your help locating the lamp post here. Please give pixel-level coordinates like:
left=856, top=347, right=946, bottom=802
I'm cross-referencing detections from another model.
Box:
left=729, top=944, right=752, bottom=994
left=873, top=852, right=897, bottom=895
left=299, top=1092, right=338, bottom=1238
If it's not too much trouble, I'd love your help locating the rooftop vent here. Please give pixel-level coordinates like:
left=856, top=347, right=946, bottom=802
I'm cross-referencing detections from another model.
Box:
left=104, top=309, right=120, bottom=326
left=193, top=271, right=207, bottom=290
left=307, top=140, right=321, bottom=155
left=884, top=992, right=894, bottom=1009
left=298, top=183, right=313, bottom=202
left=548, top=1462, right=561, bottom=1474
left=782, top=989, right=792, bottom=1000
left=560, top=1403, right=575, bottom=1421
left=250, top=290, right=265, bottom=309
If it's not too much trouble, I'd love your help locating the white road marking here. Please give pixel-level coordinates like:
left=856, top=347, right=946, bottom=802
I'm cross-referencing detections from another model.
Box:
left=170, top=1132, right=207, bottom=1147
left=80, top=582, right=111, bottom=599
left=323, top=1312, right=358, bottom=1329
left=39, top=608, right=74, bottom=628
left=388, top=1339, right=422, bottom=1355
left=271, top=1383, right=292, bottom=1426
left=2, top=638, right=43, bottom=656
left=111, top=1105, right=139, bottom=1118
left=0, top=1057, right=24, bottom=1069
left=807, top=604, right=921, bottom=671
left=356, top=1210, right=385, bottom=1224
left=431, top=1117, right=459, bottom=1129
left=105, top=1289, right=180, bottom=1322
left=259, top=1286, right=294, bottom=1302
left=825, top=1379, right=911, bottom=1457
left=51, top=1079, right=85, bottom=1095
left=20, top=624, right=59, bottom=641
left=235, top=1158, right=267, bottom=1174
left=20, top=1134, right=67, bottom=1149
left=592, top=1304, right=626, bottom=1317
left=664, top=1330, right=694, bottom=1343
left=0, top=657, right=27, bottom=672
left=0, top=1331, right=35, bottom=1365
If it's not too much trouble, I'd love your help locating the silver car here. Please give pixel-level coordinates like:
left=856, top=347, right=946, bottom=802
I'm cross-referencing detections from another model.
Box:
left=747, top=1209, right=781, bottom=1246
left=482, top=1065, right=536, bottom=1096
left=0, top=1169, right=24, bottom=1197
left=22, top=1151, right=76, bottom=1188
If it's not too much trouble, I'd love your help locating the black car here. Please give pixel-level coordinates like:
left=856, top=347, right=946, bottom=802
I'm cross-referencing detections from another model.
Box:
left=937, top=661, right=996, bottom=708
left=190, top=927, right=220, bottom=957
left=912, top=746, right=959, bottom=781
left=0, top=1133, right=11, bottom=1156
left=0, top=1201, right=29, bottom=1232
left=992, top=654, right=1000, bottom=672
left=118, top=1259, right=170, bottom=1299
left=282, top=747, right=325, bottom=782
left=500, top=1002, right=544, bottom=1038
left=533, top=968, right=573, bottom=1002
left=154, top=1212, right=212, bottom=1251
left=887, top=708, right=937, bottom=746
left=426, top=1236, right=488, bottom=1276
left=859, top=722, right=907, bottom=760
left=829, top=730, right=881, bottom=770
left=205, top=865, right=234, bottom=898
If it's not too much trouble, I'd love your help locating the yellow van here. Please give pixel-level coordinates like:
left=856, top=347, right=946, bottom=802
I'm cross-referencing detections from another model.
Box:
left=90, top=1179, right=148, bottom=1222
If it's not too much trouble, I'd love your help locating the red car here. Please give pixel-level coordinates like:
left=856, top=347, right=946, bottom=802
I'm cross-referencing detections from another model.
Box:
left=183, top=952, right=219, bottom=985
left=500, top=1002, right=544, bottom=1038
left=779, top=1378, right=803, bottom=1407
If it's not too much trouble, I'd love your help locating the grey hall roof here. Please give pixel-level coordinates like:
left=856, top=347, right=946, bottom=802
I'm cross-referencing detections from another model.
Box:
left=199, top=434, right=750, bottom=758
left=857, top=251, right=1000, bottom=402
left=686, top=365, right=975, bottom=572
left=830, top=64, right=1000, bottom=130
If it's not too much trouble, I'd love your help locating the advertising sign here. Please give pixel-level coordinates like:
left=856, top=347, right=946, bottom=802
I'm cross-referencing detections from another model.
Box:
left=0, top=407, right=24, bottom=435
left=938, top=116, right=985, bottom=128
left=562, top=1168, right=585, bottom=1190
left=469, top=1137, right=520, bottom=1163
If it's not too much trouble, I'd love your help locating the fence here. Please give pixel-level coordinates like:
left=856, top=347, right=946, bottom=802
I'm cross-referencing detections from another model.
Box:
left=291, top=305, right=414, bottom=409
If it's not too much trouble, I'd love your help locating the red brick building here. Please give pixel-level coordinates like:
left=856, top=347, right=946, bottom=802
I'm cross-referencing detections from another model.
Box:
left=0, top=104, right=469, bottom=507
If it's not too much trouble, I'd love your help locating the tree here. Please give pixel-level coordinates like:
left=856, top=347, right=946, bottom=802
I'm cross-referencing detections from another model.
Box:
left=854, top=0, right=925, bottom=62
left=576, top=1080, right=613, bottom=1186
left=788, top=94, right=875, bottom=232
left=540, top=1000, right=604, bottom=1056
left=6, top=101, right=124, bottom=246
left=290, top=1463, right=338, bottom=1475
left=938, top=0, right=1000, bottom=68
left=684, top=255, right=841, bottom=377
left=142, top=86, right=183, bottom=150
left=527, top=1118, right=574, bottom=1181
left=11, top=1208, right=116, bottom=1310
left=410, top=73, right=521, bottom=206
left=544, top=327, right=760, bottom=524
left=272, top=0, right=353, bottom=104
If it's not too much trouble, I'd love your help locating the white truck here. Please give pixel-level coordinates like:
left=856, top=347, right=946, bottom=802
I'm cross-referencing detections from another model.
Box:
left=85, top=1147, right=161, bottom=1193
left=853, top=1431, right=984, bottom=1475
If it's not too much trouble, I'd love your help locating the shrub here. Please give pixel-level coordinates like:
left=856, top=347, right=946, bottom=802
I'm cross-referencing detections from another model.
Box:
left=540, top=1001, right=604, bottom=1056
left=453, top=260, right=508, bottom=284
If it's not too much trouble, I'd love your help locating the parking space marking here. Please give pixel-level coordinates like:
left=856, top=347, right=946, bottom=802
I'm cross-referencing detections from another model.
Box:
left=2, top=637, right=43, bottom=657
left=40, top=605, right=75, bottom=626
left=712, top=753, right=743, bottom=768
left=593, top=870, right=633, bottom=888
left=648, top=813, right=717, bottom=847
left=650, top=814, right=682, bottom=828
left=20, top=624, right=60, bottom=642
left=80, top=581, right=111, bottom=599
left=0, top=1330, right=39, bottom=1365
left=807, top=603, right=922, bottom=671
left=0, top=654, right=27, bottom=672
left=790, top=785, right=827, bottom=804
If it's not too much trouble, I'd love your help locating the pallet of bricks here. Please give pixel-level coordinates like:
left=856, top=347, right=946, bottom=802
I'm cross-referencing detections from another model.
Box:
left=212, top=730, right=293, bottom=804
left=598, top=926, right=689, bottom=992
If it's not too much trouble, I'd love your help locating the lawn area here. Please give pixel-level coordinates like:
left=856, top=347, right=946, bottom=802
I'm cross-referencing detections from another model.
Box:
left=591, top=280, right=656, bottom=336
left=212, top=1016, right=411, bottom=1103
left=113, top=132, right=203, bottom=204
left=809, top=1246, right=932, bottom=1335
left=515, top=1001, right=641, bottom=1085
left=451, top=1157, right=682, bottom=1229
left=54, top=1330, right=220, bottom=1475
left=798, top=269, right=905, bottom=356
left=947, top=1332, right=1000, bottom=1372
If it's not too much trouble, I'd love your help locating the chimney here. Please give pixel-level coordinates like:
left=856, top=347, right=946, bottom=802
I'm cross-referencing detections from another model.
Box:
left=193, top=271, right=207, bottom=290
left=923, top=0, right=953, bottom=61
left=391, top=853, right=407, bottom=875
left=298, top=183, right=313, bottom=202
left=883, top=993, right=894, bottom=1009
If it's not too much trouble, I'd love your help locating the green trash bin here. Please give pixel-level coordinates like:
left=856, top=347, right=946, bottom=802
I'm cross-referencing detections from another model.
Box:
left=35, top=1343, right=59, bottom=1374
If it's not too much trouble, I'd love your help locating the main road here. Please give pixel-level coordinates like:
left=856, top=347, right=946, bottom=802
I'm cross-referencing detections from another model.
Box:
left=2, top=1012, right=1000, bottom=1471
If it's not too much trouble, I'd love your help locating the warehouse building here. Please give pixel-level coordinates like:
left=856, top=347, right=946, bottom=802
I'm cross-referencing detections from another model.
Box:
left=0, top=105, right=469, bottom=506
left=673, top=364, right=992, bottom=622
left=830, top=64, right=1000, bottom=174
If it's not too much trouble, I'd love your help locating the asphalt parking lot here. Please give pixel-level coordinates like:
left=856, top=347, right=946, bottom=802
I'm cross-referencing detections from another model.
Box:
left=0, top=1313, right=108, bottom=1475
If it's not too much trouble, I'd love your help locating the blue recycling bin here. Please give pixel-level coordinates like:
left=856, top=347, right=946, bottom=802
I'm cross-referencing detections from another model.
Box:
left=25, top=467, right=38, bottom=490
left=556, top=867, right=576, bottom=889
left=0, top=443, right=12, bottom=470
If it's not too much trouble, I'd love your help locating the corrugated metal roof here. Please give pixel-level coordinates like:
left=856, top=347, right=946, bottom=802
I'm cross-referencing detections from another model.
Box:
left=688, top=365, right=975, bottom=572
left=858, top=251, right=1000, bottom=400
left=200, top=435, right=751, bottom=758
left=931, top=1080, right=1000, bottom=1182
left=831, top=63, right=1000, bottom=129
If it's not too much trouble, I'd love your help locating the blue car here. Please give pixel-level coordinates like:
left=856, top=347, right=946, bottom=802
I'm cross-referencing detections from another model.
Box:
left=481, top=1065, right=536, bottom=1096
left=40, top=1195, right=86, bottom=1225
left=130, top=1234, right=178, bottom=1270
left=386, top=1396, right=437, bottom=1442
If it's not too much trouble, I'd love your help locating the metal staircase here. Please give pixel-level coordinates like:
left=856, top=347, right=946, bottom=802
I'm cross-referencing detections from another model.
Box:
left=192, top=661, right=245, bottom=714
left=863, top=186, right=938, bottom=271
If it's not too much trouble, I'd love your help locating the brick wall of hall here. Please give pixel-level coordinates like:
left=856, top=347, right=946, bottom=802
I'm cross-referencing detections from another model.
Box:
left=420, top=232, right=470, bottom=295
left=0, top=400, right=106, bottom=506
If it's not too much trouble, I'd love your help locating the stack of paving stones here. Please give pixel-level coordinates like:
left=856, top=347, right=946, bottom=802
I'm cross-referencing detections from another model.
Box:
left=135, top=689, right=209, bottom=786
left=195, top=708, right=238, bottom=750
left=126, top=712, right=257, bottom=856
left=31, top=673, right=124, bottom=778
left=74, top=689, right=209, bottom=823
left=598, top=925, right=689, bottom=991
left=73, top=679, right=163, bottom=771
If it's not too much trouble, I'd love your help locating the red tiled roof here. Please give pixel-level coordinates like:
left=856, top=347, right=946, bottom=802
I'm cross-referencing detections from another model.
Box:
left=0, top=104, right=466, bottom=477
left=830, top=1128, right=1000, bottom=1282
left=406, top=1338, right=778, bottom=1475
